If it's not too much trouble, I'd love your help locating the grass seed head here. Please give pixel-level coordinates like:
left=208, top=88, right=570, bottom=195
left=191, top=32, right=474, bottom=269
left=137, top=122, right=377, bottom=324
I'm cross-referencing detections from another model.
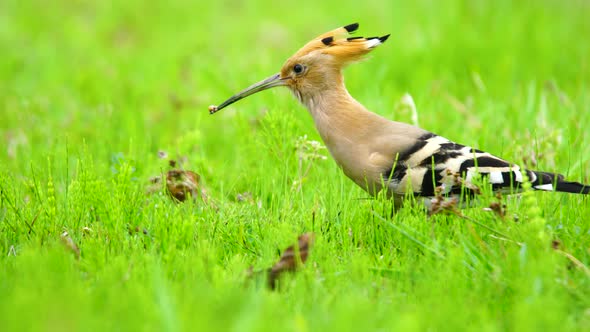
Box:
left=60, top=231, right=80, bottom=259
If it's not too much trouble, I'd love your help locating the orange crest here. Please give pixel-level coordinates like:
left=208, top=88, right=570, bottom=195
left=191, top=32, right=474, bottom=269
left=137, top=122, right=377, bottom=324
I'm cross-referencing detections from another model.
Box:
left=290, top=23, right=390, bottom=66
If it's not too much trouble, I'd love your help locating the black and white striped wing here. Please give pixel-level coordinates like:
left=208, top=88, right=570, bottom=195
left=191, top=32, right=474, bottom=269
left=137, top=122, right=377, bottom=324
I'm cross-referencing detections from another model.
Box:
left=384, top=133, right=589, bottom=197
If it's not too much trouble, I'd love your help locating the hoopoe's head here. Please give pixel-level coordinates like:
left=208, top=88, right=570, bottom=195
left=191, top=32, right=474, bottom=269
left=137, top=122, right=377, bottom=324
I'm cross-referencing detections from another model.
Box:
left=209, top=23, right=389, bottom=113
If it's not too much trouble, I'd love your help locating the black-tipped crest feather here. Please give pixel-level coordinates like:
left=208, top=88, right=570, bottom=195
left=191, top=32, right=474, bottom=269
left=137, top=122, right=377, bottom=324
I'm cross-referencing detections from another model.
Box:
left=343, top=23, right=359, bottom=33
left=321, top=36, right=334, bottom=45
left=379, top=34, right=390, bottom=43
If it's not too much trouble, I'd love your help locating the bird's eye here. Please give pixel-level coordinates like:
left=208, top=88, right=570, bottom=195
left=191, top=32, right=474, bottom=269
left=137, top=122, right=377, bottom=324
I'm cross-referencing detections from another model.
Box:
left=293, top=64, right=304, bottom=74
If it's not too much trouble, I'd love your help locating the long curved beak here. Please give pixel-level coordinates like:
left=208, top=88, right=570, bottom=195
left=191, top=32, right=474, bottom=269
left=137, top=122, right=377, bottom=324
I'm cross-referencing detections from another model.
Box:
left=209, top=73, right=287, bottom=114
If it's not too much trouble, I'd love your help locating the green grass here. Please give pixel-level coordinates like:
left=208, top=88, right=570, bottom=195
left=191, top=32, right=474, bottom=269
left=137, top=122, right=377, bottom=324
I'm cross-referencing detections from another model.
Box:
left=1, top=0, right=590, bottom=330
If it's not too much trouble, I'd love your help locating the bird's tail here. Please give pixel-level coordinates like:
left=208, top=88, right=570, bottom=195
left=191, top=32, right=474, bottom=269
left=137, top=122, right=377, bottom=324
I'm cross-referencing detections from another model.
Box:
left=529, top=170, right=590, bottom=194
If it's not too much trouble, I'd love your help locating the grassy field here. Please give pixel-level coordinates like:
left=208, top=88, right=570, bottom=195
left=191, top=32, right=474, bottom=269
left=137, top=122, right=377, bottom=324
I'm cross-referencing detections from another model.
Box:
left=1, top=0, right=590, bottom=330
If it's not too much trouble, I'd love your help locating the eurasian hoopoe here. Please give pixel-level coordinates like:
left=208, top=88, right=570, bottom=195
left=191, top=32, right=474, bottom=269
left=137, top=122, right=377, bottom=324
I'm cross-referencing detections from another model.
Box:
left=209, top=23, right=589, bottom=205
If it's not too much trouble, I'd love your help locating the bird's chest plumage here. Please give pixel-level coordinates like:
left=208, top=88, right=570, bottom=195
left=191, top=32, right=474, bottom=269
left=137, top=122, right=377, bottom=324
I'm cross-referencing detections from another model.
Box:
left=312, top=116, right=390, bottom=194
